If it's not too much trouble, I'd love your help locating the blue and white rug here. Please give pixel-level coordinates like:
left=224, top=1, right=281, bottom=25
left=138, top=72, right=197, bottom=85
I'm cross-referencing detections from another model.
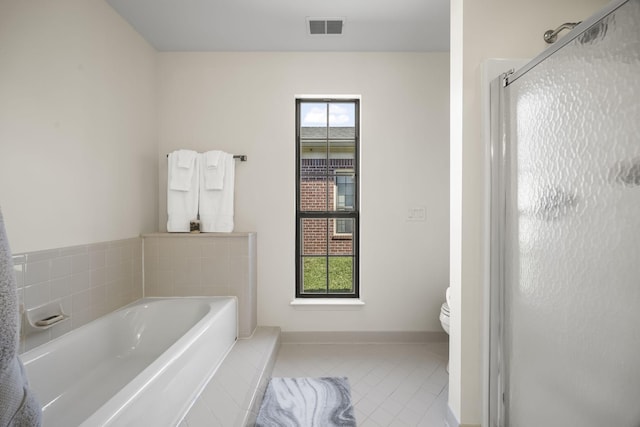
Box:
left=255, top=377, right=356, bottom=427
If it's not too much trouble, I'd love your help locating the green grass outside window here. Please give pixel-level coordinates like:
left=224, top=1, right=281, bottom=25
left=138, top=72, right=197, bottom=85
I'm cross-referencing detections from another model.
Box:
left=303, top=257, right=353, bottom=293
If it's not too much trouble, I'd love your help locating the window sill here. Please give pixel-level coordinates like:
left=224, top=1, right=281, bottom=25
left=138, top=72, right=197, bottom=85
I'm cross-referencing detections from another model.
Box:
left=331, top=234, right=353, bottom=241
left=290, top=298, right=365, bottom=307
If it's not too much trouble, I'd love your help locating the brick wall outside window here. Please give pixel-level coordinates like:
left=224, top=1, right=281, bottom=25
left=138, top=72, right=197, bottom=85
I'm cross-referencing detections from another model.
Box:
left=300, top=158, right=354, bottom=256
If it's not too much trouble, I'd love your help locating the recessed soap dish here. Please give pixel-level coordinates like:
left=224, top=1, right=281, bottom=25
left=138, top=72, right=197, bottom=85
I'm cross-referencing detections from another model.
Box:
left=22, top=302, right=70, bottom=334
left=35, top=313, right=66, bottom=327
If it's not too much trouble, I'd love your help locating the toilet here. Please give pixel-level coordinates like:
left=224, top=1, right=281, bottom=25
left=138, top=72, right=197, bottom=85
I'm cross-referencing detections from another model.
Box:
left=439, top=287, right=451, bottom=373
left=439, top=286, right=451, bottom=335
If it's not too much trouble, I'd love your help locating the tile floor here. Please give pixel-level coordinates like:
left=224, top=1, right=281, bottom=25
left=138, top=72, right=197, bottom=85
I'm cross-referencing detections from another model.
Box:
left=181, top=327, right=280, bottom=427
left=271, top=341, right=449, bottom=427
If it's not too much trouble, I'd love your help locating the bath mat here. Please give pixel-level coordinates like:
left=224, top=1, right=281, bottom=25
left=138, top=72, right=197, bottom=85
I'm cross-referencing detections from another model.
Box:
left=255, top=377, right=356, bottom=427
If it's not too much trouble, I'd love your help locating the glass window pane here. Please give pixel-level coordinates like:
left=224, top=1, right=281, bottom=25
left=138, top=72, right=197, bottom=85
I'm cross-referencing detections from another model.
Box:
left=336, top=218, right=353, bottom=234
left=329, top=141, right=355, bottom=165
left=300, top=143, right=327, bottom=174
left=331, top=171, right=354, bottom=212
left=302, top=257, right=327, bottom=294
left=300, top=176, right=328, bottom=211
left=329, top=103, right=356, bottom=139
left=330, top=219, right=354, bottom=255
left=335, top=175, right=354, bottom=210
left=300, top=102, right=328, bottom=130
left=301, top=218, right=327, bottom=255
left=328, top=256, right=354, bottom=293
left=329, top=126, right=355, bottom=139
left=329, top=143, right=355, bottom=212
left=328, top=103, right=354, bottom=126
left=300, top=125, right=327, bottom=140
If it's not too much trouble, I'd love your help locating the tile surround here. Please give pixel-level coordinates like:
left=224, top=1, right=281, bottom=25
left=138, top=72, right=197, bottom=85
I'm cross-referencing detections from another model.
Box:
left=15, top=232, right=258, bottom=352
left=14, top=238, right=143, bottom=352
left=143, top=233, right=257, bottom=338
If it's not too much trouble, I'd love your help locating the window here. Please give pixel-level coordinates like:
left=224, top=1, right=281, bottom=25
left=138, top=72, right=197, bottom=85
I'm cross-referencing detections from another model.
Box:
left=334, top=171, right=354, bottom=235
left=296, top=98, right=359, bottom=298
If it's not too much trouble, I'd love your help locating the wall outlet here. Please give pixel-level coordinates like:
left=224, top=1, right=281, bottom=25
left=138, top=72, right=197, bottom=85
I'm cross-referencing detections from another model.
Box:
left=407, top=207, right=426, bottom=221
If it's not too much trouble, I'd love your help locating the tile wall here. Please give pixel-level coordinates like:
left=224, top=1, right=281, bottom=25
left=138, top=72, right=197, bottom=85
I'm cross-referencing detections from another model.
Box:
left=14, top=233, right=257, bottom=352
left=143, top=233, right=257, bottom=337
left=14, top=238, right=143, bottom=352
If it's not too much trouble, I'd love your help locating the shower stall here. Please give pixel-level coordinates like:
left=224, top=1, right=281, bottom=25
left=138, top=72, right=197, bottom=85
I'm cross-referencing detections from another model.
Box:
left=488, top=0, right=640, bottom=426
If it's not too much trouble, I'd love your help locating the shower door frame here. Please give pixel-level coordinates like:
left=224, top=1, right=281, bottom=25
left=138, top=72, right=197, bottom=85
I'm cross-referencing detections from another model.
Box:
left=486, top=0, right=633, bottom=425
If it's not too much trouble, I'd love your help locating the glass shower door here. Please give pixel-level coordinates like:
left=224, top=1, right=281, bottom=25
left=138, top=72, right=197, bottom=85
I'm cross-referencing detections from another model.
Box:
left=493, top=1, right=640, bottom=425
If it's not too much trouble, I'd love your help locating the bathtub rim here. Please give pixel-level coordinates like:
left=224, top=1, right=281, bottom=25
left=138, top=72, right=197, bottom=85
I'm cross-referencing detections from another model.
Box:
left=87, top=296, right=239, bottom=426
left=20, top=296, right=240, bottom=357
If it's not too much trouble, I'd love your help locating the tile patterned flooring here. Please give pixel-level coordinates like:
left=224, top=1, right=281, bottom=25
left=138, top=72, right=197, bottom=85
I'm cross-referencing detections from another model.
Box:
left=181, top=327, right=280, bottom=427
left=271, top=341, right=449, bottom=427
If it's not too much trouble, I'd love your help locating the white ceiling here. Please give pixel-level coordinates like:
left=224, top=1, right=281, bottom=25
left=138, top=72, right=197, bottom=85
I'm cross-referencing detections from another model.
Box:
left=105, top=0, right=450, bottom=52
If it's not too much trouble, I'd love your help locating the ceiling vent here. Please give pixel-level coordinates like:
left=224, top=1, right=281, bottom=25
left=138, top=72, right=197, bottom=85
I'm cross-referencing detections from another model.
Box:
left=307, top=18, right=344, bottom=35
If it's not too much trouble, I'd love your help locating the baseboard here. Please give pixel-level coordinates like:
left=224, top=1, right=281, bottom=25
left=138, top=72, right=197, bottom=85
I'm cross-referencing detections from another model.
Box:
left=445, top=404, right=481, bottom=427
left=280, top=330, right=448, bottom=344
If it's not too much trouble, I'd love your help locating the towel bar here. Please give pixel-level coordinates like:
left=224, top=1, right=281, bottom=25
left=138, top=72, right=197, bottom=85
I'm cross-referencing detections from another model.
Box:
left=166, top=153, right=247, bottom=161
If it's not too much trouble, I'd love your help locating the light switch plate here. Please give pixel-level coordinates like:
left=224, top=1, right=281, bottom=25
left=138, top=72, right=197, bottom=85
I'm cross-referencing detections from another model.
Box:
left=407, top=207, right=426, bottom=221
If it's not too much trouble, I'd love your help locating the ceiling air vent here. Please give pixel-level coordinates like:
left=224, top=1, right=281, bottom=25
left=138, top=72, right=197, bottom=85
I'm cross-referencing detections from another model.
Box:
left=307, top=18, right=344, bottom=35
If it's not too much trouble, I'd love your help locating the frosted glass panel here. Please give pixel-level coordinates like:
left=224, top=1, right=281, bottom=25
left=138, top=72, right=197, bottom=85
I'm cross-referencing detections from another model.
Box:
left=503, top=2, right=640, bottom=426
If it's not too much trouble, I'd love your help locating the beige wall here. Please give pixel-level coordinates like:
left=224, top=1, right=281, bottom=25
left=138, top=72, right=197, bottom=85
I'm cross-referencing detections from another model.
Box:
left=0, top=0, right=158, bottom=254
left=449, top=0, right=610, bottom=425
left=157, top=52, right=450, bottom=333
left=1, top=2, right=451, bottom=336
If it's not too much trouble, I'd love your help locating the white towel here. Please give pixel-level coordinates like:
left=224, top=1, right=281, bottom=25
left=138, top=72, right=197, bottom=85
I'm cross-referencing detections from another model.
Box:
left=199, top=153, right=235, bottom=232
left=204, top=150, right=222, bottom=169
left=169, top=149, right=197, bottom=191
left=167, top=152, right=200, bottom=232
left=177, top=149, right=196, bottom=168
left=203, top=150, right=225, bottom=190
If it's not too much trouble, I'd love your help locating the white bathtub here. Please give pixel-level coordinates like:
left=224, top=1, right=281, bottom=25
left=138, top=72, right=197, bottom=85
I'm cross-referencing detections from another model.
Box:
left=21, top=297, right=237, bottom=427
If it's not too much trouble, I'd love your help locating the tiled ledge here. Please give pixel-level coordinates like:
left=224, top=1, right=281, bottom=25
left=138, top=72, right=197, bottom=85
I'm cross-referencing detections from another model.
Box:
left=142, top=232, right=255, bottom=238
left=179, top=327, right=280, bottom=427
left=142, top=233, right=257, bottom=337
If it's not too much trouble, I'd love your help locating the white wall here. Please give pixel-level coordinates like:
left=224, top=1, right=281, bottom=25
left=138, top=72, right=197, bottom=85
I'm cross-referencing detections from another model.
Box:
left=449, top=0, right=610, bottom=425
left=0, top=0, right=158, bottom=254
left=158, top=52, right=450, bottom=332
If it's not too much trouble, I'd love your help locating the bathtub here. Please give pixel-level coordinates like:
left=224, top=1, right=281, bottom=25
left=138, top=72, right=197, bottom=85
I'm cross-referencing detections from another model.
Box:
left=21, top=297, right=237, bottom=427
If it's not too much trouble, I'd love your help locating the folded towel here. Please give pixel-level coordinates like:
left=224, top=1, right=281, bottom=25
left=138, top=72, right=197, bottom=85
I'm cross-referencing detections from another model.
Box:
left=0, top=208, right=42, bottom=426
left=167, top=154, right=200, bottom=232
left=177, top=149, right=197, bottom=169
left=202, top=151, right=226, bottom=190
left=169, top=150, right=198, bottom=191
left=199, top=153, right=235, bottom=232
left=205, top=150, right=222, bottom=169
